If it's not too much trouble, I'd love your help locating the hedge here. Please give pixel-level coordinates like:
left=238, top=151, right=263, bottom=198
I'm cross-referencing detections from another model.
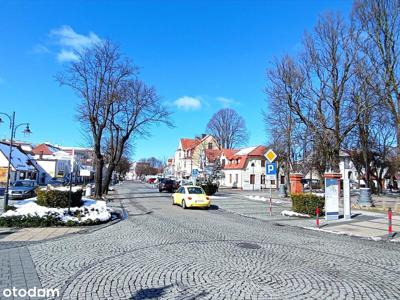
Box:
left=0, top=215, right=103, bottom=227
left=36, top=189, right=83, bottom=208
left=291, top=193, right=324, bottom=216
left=200, top=182, right=218, bottom=196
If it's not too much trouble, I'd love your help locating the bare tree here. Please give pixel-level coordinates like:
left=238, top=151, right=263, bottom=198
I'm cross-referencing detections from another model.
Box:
left=265, top=55, right=305, bottom=192
left=206, top=108, right=248, bottom=149
left=56, top=40, right=136, bottom=198
left=115, top=156, right=132, bottom=179
left=353, top=0, right=400, bottom=157
left=273, top=13, right=359, bottom=172
left=102, top=79, right=172, bottom=193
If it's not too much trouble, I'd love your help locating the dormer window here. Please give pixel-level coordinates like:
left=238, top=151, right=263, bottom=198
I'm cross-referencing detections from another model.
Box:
left=208, top=142, right=213, bottom=150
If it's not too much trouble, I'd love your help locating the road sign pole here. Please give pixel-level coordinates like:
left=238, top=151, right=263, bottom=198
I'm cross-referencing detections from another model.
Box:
left=265, top=149, right=278, bottom=218
left=269, top=185, right=272, bottom=216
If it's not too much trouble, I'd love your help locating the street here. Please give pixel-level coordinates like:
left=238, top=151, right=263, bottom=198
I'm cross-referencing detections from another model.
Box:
left=2, top=181, right=400, bottom=299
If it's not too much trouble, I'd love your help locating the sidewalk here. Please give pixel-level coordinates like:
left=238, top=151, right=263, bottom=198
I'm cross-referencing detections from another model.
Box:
left=1, top=227, right=82, bottom=242
left=214, top=190, right=400, bottom=242
left=311, top=211, right=400, bottom=241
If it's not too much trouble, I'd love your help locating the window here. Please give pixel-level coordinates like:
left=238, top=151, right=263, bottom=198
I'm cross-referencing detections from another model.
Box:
left=250, top=174, right=255, bottom=184
left=229, top=174, right=232, bottom=183
left=187, top=187, right=205, bottom=194
left=177, top=187, right=185, bottom=194
left=208, top=142, right=213, bottom=150
left=222, top=159, right=226, bottom=167
left=280, top=176, right=285, bottom=184
left=271, top=180, right=276, bottom=185
left=235, top=174, right=238, bottom=183
left=261, top=160, right=265, bottom=167
left=261, top=174, right=265, bottom=184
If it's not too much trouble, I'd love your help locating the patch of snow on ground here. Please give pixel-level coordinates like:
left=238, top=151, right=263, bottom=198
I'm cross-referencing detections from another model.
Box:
left=304, top=226, right=350, bottom=235
left=281, top=210, right=310, bottom=218
left=209, top=196, right=228, bottom=199
left=2, top=197, right=111, bottom=223
left=312, top=192, right=325, bottom=197
left=246, top=195, right=283, bottom=204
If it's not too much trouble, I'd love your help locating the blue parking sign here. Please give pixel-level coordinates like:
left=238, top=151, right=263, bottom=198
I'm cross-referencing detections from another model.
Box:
left=266, top=162, right=277, bottom=175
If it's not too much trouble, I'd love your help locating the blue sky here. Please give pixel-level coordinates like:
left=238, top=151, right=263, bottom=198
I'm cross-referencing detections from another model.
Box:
left=0, top=0, right=352, bottom=161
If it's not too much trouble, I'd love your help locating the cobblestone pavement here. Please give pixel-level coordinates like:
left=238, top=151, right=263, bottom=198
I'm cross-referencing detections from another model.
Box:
left=2, top=181, right=400, bottom=299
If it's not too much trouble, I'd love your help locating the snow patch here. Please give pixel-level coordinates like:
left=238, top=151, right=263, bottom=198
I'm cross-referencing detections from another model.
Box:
left=209, top=196, right=228, bottom=199
left=2, top=197, right=111, bottom=223
left=246, top=195, right=282, bottom=204
left=281, top=210, right=310, bottom=218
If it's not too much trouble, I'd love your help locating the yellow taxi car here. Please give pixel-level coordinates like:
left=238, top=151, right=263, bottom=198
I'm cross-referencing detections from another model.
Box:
left=172, top=185, right=211, bottom=209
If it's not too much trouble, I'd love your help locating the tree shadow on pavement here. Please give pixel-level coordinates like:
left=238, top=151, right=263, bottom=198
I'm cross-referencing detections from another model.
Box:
left=130, top=285, right=171, bottom=299
left=130, top=285, right=208, bottom=299
left=188, top=204, right=219, bottom=211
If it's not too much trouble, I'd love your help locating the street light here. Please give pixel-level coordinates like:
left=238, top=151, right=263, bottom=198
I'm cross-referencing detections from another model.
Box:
left=0, top=111, right=31, bottom=209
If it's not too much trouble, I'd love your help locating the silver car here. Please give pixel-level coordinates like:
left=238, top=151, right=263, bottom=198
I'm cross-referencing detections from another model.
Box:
left=8, top=180, right=38, bottom=199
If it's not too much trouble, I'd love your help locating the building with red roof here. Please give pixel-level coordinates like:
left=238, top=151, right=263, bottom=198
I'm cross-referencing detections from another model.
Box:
left=173, top=134, right=220, bottom=178
left=220, top=145, right=273, bottom=190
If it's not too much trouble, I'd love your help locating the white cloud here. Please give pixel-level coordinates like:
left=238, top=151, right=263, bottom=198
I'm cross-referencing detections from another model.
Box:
left=216, top=96, right=240, bottom=107
left=174, top=96, right=201, bottom=110
left=57, top=49, right=79, bottom=62
left=35, top=25, right=102, bottom=63
left=50, top=25, right=101, bottom=51
left=33, top=44, right=50, bottom=54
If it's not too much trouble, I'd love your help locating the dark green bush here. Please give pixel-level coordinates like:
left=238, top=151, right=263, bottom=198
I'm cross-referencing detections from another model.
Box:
left=200, top=182, right=218, bottom=196
left=0, top=214, right=104, bottom=227
left=291, top=193, right=324, bottom=216
left=5, top=205, right=16, bottom=211
left=0, top=215, right=63, bottom=227
left=36, top=188, right=83, bottom=208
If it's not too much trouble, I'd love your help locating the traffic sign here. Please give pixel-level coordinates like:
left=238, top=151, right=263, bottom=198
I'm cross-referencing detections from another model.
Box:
left=266, top=162, right=277, bottom=175
left=192, top=169, right=199, bottom=177
left=265, top=149, right=277, bottom=163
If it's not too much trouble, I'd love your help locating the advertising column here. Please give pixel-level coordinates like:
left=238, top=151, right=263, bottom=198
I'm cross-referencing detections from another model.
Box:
left=324, top=173, right=341, bottom=220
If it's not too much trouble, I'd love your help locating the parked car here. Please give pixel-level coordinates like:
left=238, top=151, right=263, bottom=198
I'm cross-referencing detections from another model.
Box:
left=176, top=180, right=194, bottom=187
left=48, top=177, right=69, bottom=187
left=8, top=180, right=38, bottom=199
left=172, top=186, right=211, bottom=209
left=302, top=179, right=321, bottom=189
left=158, top=179, right=178, bottom=193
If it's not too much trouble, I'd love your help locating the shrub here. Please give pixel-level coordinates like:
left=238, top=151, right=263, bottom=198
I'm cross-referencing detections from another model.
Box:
left=201, top=182, right=218, bottom=196
left=291, top=193, right=324, bottom=216
left=5, top=205, right=16, bottom=211
left=36, top=188, right=83, bottom=208
left=0, top=215, right=63, bottom=227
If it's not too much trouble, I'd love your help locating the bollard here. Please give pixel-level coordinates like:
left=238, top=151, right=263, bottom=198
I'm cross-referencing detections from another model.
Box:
left=388, top=208, right=393, bottom=234
left=316, top=207, right=320, bottom=228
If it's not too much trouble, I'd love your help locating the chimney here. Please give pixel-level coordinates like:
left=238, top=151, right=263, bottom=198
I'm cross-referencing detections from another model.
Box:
left=202, top=134, right=207, bottom=138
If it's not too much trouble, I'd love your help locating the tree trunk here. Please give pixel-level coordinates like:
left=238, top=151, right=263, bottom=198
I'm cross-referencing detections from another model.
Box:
left=94, top=158, right=104, bottom=198
left=397, top=121, right=400, bottom=159
left=102, top=163, right=116, bottom=195
left=285, top=162, right=291, bottom=193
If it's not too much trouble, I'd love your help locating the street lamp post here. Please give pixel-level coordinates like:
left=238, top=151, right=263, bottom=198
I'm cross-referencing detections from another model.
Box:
left=0, top=111, right=31, bottom=210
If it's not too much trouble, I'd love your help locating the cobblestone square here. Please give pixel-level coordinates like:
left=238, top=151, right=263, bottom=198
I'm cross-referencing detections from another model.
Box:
left=1, top=181, right=400, bottom=299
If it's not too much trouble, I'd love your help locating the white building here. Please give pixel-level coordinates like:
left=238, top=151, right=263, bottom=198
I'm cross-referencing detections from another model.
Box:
left=220, top=146, right=273, bottom=190
left=32, top=143, right=72, bottom=185
left=0, top=142, right=37, bottom=184
left=173, top=134, right=219, bottom=179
